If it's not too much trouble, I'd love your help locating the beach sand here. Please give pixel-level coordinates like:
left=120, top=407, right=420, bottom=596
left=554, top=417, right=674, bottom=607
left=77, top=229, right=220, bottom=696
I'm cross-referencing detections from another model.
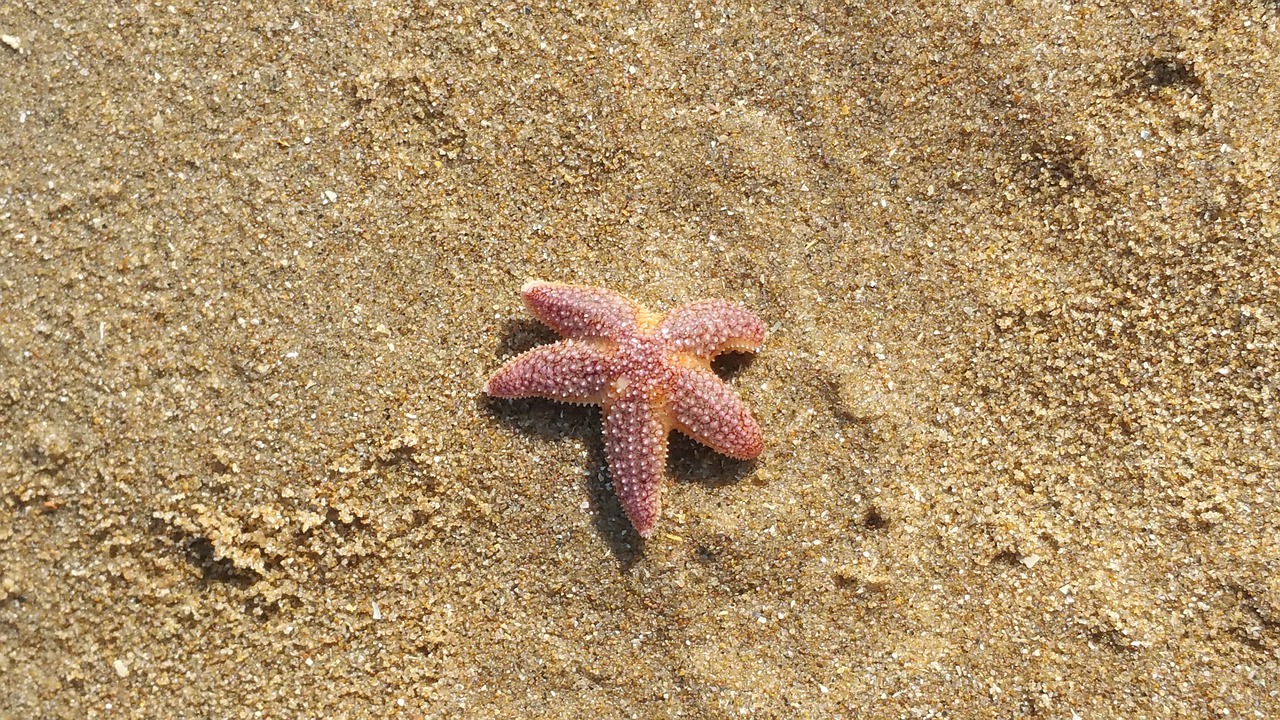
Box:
left=2, top=1, right=1277, bottom=717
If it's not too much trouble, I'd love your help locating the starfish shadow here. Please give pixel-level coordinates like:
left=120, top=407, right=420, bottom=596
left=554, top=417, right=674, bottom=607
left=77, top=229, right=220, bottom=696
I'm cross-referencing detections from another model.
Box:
left=482, top=394, right=647, bottom=567
left=493, top=318, right=559, bottom=357
left=710, top=350, right=758, bottom=380
left=668, top=434, right=760, bottom=490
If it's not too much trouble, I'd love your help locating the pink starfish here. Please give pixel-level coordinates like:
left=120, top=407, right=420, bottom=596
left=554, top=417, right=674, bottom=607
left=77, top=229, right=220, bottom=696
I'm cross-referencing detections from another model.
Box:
left=485, top=281, right=766, bottom=537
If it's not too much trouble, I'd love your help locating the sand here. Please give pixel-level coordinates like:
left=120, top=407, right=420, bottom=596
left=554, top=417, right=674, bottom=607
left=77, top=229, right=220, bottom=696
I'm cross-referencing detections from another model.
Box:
left=1, top=1, right=1277, bottom=717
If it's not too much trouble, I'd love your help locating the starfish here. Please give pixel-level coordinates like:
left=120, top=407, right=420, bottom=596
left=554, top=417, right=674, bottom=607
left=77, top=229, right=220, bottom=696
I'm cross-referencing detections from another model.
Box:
left=484, top=281, right=766, bottom=537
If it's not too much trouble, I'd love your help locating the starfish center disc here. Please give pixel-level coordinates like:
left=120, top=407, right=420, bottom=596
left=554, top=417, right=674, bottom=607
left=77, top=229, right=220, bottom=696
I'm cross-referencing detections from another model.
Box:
left=610, top=334, right=675, bottom=393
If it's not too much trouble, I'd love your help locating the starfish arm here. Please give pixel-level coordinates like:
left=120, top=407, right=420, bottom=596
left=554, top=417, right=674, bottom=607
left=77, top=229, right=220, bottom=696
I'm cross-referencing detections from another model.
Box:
left=521, top=280, right=641, bottom=340
left=484, top=340, right=612, bottom=403
left=668, top=366, right=764, bottom=460
left=658, top=299, right=766, bottom=359
left=603, top=389, right=670, bottom=537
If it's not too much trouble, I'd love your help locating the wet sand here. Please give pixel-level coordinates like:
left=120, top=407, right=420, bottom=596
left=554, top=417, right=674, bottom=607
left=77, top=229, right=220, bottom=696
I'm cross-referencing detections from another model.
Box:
left=2, top=1, right=1278, bottom=717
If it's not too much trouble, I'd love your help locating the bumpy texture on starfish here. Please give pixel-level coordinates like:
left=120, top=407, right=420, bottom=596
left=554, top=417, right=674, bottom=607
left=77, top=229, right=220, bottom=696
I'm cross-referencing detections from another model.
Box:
left=485, top=281, right=766, bottom=537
